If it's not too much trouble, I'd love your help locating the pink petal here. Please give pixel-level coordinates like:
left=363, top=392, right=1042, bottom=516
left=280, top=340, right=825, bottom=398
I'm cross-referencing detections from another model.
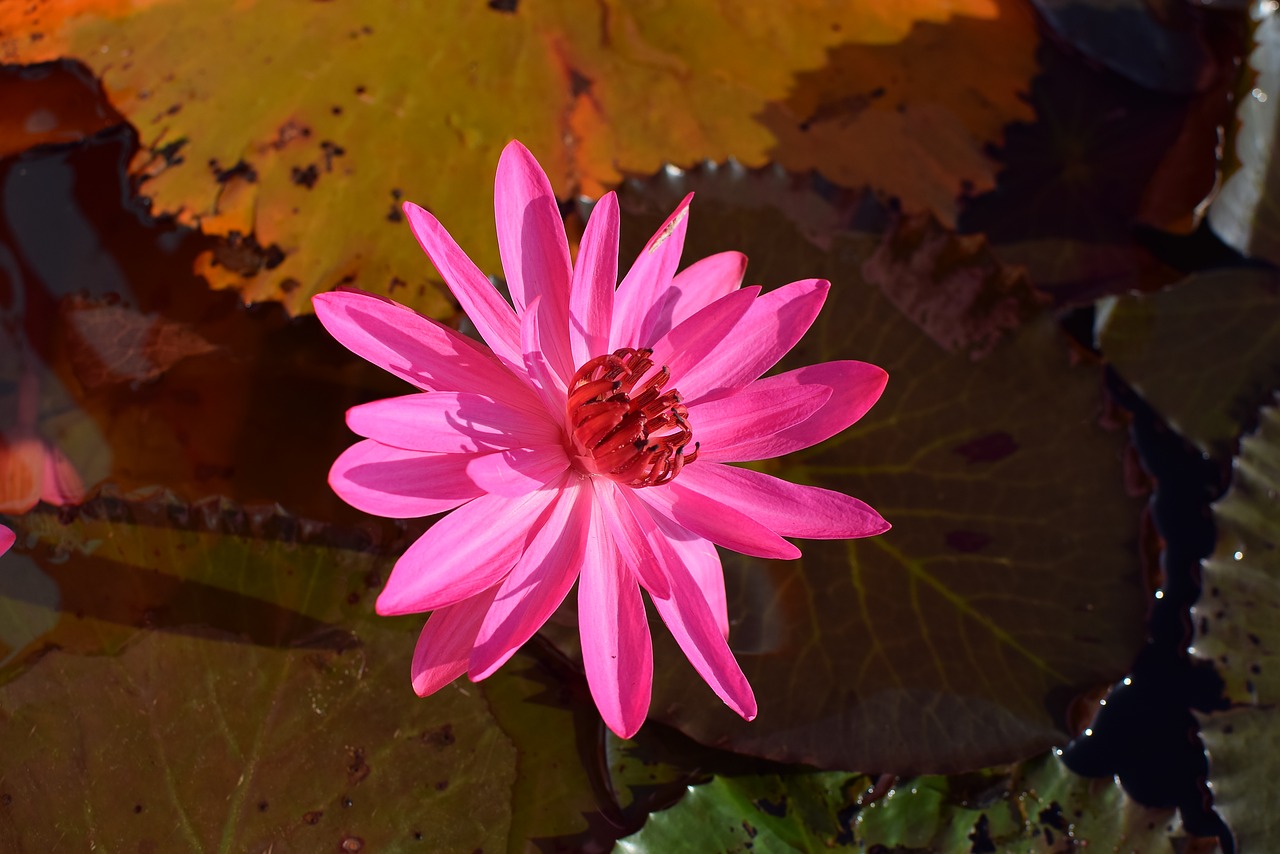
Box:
left=495, top=141, right=574, bottom=381
left=464, top=445, right=569, bottom=497
left=376, top=478, right=565, bottom=615
left=402, top=202, right=522, bottom=370
left=667, top=251, right=747, bottom=328
left=663, top=528, right=729, bottom=639
left=688, top=382, right=831, bottom=459
left=468, top=480, right=590, bottom=679
left=40, top=442, right=84, bottom=506
left=639, top=250, right=747, bottom=345
left=611, top=193, right=693, bottom=348
left=579, top=495, right=653, bottom=738
left=646, top=286, right=759, bottom=384
left=346, top=392, right=560, bottom=453
left=569, top=192, right=619, bottom=367
left=649, top=540, right=756, bottom=720
left=312, top=289, right=538, bottom=409
left=410, top=588, right=499, bottom=696
left=678, top=463, right=890, bottom=539
left=765, top=361, right=889, bottom=455
left=0, top=524, right=15, bottom=556
left=675, top=279, right=830, bottom=404
left=329, top=440, right=485, bottom=519
left=636, top=480, right=801, bottom=560
left=520, top=295, right=569, bottom=419
left=592, top=479, right=672, bottom=599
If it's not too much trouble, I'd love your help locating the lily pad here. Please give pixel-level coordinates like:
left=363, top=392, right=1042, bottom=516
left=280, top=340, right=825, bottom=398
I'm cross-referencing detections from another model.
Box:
left=0, top=0, right=1036, bottom=313
left=1207, top=3, right=1280, bottom=265
left=1096, top=268, right=1280, bottom=458
left=0, top=500, right=690, bottom=850
left=1193, top=399, right=1280, bottom=851
left=609, top=166, right=1146, bottom=773
left=617, top=752, right=1188, bottom=852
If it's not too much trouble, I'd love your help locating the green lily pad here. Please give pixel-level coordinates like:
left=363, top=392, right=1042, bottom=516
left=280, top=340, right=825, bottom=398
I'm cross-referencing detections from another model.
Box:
left=0, top=501, right=688, bottom=850
left=1193, top=399, right=1280, bottom=851
left=1096, top=268, right=1280, bottom=458
left=609, top=167, right=1146, bottom=773
left=617, top=752, right=1187, bottom=852
left=1207, top=5, right=1280, bottom=265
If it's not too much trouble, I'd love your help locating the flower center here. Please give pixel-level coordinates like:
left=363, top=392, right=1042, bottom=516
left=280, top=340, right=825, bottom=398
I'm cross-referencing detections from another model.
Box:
left=566, top=347, right=699, bottom=488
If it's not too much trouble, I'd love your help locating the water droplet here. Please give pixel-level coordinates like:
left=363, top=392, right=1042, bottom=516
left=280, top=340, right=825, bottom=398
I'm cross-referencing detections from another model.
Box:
left=1234, top=550, right=1244, bottom=561
left=1155, top=589, right=1164, bottom=599
left=1122, top=676, right=1132, bottom=686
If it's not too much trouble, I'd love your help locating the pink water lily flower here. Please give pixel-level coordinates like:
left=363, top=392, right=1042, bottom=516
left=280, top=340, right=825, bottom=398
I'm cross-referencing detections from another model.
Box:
left=314, top=141, right=889, bottom=737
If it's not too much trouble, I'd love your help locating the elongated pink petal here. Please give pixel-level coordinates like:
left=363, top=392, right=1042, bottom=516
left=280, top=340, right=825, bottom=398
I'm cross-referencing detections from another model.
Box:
left=469, top=480, right=590, bottom=679
left=0, top=524, right=15, bottom=556
left=679, top=463, right=890, bottom=539
left=495, top=141, right=574, bottom=381
left=611, top=193, right=693, bottom=348
left=649, top=542, right=756, bottom=720
left=464, top=444, right=569, bottom=496
left=346, top=392, right=560, bottom=453
left=521, top=295, right=569, bottom=419
left=410, top=588, right=499, bottom=696
left=638, top=250, right=747, bottom=345
left=646, top=286, right=759, bottom=381
left=697, top=361, right=887, bottom=462
left=376, top=481, right=564, bottom=615
left=688, top=382, right=831, bottom=457
left=569, top=192, right=619, bottom=367
left=592, top=479, right=671, bottom=599
left=579, top=495, right=653, bottom=738
left=666, top=251, right=747, bottom=329
left=329, top=440, right=484, bottom=518
left=313, top=289, right=539, bottom=410
left=40, top=442, right=84, bottom=506
left=402, top=202, right=522, bottom=369
left=766, top=360, right=889, bottom=454
left=675, top=279, right=829, bottom=404
left=636, top=480, right=800, bottom=560
left=662, top=527, right=728, bottom=638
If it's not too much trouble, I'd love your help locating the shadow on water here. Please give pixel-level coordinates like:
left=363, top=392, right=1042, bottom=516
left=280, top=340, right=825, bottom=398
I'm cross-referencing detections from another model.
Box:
left=1060, top=364, right=1232, bottom=848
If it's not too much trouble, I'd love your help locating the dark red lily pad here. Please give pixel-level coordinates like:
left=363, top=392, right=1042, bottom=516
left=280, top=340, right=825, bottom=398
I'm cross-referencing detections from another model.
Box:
left=1096, top=268, right=1280, bottom=458
left=0, top=500, right=698, bottom=851
left=612, top=166, right=1146, bottom=773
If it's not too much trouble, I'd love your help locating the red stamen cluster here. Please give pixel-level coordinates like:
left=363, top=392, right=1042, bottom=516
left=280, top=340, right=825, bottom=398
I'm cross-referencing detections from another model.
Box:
left=567, top=347, right=698, bottom=488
